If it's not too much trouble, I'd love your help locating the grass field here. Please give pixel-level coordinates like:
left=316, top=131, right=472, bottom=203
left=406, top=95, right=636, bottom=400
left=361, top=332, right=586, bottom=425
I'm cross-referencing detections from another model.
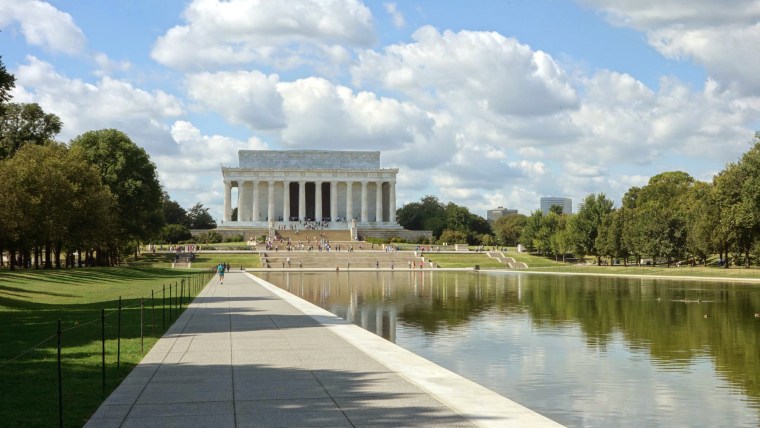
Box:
left=0, top=267, right=215, bottom=427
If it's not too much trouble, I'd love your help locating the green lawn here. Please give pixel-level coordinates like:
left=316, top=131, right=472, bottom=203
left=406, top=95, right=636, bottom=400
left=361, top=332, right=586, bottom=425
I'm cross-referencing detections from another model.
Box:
left=0, top=267, right=215, bottom=427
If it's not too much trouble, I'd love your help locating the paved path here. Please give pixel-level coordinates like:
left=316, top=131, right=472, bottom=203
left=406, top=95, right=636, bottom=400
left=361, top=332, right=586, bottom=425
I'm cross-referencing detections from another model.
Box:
left=86, top=272, right=562, bottom=427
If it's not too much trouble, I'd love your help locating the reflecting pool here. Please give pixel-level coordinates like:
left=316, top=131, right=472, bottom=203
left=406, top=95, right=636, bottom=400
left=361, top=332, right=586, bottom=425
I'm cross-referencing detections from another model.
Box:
left=259, top=271, right=760, bottom=427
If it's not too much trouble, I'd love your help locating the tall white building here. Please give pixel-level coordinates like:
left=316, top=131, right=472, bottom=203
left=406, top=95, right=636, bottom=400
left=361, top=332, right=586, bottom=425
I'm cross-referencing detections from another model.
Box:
left=540, top=197, right=572, bottom=215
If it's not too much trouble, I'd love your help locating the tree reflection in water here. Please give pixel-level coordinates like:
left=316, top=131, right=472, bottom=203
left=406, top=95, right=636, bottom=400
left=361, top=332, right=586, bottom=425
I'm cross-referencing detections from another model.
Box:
left=261, top=271, right=760, bottom=428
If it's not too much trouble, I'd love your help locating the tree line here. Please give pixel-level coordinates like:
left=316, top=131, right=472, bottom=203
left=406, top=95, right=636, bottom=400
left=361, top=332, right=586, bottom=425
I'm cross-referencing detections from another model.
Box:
left=399, top=132, right=760, bottom=268
left=0, top=57, right=213, bottom=269
left=501, top=134, right=760, bottom=267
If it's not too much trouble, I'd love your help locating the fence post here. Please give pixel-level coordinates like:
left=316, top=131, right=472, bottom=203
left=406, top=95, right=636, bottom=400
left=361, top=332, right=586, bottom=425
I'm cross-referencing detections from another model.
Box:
left=151, top=290, right=155, bottom=337
left=169, top=284, right=173, bottom=320
left=117, top=296, right=121, bottom=369
left=180, top=280, right=184, bottom=309
left=101, top=309, right=105, bottom=397
left=140, top=297, right=144, bottom=354
left=162, top=284, right=165, bottom=329
left=57, top=320, right=63, bottom=428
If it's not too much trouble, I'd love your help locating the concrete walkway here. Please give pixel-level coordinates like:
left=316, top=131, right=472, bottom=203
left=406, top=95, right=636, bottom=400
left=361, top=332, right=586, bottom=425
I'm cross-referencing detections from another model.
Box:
left=86, top=272, right=562, bottom=427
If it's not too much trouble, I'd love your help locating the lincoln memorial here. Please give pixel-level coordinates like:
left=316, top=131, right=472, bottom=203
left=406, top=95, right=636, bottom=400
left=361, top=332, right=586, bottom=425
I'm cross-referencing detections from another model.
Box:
left=220, top=150, right=403, bottom=234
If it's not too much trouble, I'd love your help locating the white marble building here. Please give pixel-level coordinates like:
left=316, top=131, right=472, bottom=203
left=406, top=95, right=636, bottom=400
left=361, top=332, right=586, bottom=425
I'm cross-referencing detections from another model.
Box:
left=221, top=150, right=400, bottom=229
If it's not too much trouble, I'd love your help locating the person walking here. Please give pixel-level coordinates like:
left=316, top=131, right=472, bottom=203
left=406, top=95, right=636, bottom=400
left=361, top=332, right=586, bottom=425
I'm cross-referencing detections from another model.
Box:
left=217, top=263, right=225, bottom=284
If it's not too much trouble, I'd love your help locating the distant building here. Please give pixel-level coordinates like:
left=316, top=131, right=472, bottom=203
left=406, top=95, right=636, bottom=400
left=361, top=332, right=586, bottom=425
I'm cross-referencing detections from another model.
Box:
left=540, top=197, right=572, bottom=215
left=487, top=206, right=518, bottom=223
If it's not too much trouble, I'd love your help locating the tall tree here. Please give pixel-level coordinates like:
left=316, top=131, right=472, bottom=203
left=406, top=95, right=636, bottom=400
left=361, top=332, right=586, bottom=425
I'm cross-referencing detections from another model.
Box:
left=571, top=193, right=614, bottom=265
left=161, top=191, right=189, bottom=226
left=0, top=56, right=16, bottom=108
left=396, top=195, right=446, bottom=237
left=0, top=143, right=114, bottom=269
left=493, top=213, right=527, bottom=246
left=70, top=129, right=163, bottom=257
left=0, top=103, right=63, bottom=159
left=186, top=202, right=217, bottom=229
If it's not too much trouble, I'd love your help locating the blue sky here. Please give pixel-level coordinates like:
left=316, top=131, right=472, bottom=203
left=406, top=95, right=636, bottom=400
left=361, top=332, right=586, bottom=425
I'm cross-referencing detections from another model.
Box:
left=2, top=0, right=758, bottom=218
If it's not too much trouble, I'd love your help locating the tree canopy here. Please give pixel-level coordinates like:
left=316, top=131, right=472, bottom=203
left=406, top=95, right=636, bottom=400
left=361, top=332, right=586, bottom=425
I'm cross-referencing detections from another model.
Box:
left=0, top=102, right=63, bottom=159
left=70, top=129, right=163, bottom=244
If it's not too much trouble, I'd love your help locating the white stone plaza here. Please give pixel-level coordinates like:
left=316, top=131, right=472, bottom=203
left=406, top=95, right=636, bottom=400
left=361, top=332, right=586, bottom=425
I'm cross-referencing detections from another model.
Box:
left=221, top=150, right=400, bottom=230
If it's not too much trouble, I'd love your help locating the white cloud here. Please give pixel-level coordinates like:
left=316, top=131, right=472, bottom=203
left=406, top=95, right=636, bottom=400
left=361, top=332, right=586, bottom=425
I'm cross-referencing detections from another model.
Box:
left=352, top=26, right=579, bottom=117
left=580, top=0, right=760, bottom=94
left=158, top=121, right=269, bottom=219
left=186, top=70, right=285, bottom=130
left=0, top=0, right=86, bottom=55
left=384, top=3, right=405, bottom=28
left=12, top=56, right=183, bottom=154
left=151, top=0, right=375, bottom=70
left=278, top=77, right=435, bottom=151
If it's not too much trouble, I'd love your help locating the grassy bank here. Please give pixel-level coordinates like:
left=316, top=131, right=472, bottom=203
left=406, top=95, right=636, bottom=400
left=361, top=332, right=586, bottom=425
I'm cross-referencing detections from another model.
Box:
left=0, top=267, right=214, bottom=426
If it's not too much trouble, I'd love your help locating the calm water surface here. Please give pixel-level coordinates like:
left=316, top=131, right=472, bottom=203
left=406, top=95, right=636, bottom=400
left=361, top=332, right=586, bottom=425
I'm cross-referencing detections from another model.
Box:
left=259, top=271, right=760, bottom=427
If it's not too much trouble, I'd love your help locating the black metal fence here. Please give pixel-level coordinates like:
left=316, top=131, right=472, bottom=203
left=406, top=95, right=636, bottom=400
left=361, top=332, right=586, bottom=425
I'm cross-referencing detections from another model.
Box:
left=0, top=270, right=215, bottom=427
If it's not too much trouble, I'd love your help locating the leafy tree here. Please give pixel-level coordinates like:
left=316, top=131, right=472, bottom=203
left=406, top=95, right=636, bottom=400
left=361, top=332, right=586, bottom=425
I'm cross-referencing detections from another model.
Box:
left=596, top=209, right=629, bottom=265
left=625, top=172, right=696, bottom=266
left=161, top=191, right=189, bottom=226
left=0, top=56, right=16, bottom=107
left=0, top=143, right=114, bottom=269
left=397, top=195, right=446, bottom=237
left=70, top=129, right=163, bottom=259
left=684, top=181, right=718, bottom=265
left=571, top=193, right=614, bottom=264
left=520, top=210, right=544, bottom=252
left=493, top=213, right=526, bottom=246
left=161, top=224, right=192, bottom=244
left=0, top=103, right=63, bottom=159
left=439, top=229, right=468, bottom=244
left=186, top=202, right=217, bottom=229
left=551, top=214, right=572, bottom=261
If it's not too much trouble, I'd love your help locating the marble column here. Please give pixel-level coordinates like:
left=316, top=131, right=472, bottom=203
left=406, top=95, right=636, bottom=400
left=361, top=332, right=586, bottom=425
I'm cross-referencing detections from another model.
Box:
left=267, top=181, right=275, bottom=221
left=330, top=181, right=338, bottom=222
left=389, top=181, right=396, bottom=223
left=223, top=181, right=232, bottom=222
left=252, top=180, right=260, bottom=221
left=346, top=181, right=353, bottom=221
left=298, top=181, right=306, bottom=221
left=237, top=181, right=245, bottom=222
left=375, top=181, right=383, bottom=222
left=315, top=181, right=322, bottom=222
left=360, top=181, right=368, bottom=222
left=283, top=181, right=290, bottom=221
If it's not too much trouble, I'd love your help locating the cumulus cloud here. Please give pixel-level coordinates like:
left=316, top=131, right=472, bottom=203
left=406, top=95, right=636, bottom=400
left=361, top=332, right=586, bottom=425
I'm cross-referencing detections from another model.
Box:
left=384, top=3, right=405, bottom=28
left=580, top=0, right=760, bottom=94
left=352, top=26, right=579, bottom=116
left=158, top=121, right=269, bottom=218
left=151, top=0, right=375, bottom=70
left=186, top=70, right=285, bottom=130
left=0, top=0, right=86, bottom=55
left=12, top=56, right=183, bottom=154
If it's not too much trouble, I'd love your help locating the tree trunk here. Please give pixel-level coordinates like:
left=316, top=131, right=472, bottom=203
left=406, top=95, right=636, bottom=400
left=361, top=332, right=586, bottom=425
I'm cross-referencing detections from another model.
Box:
left=44, top=243, right=52, bottom=269
left=9, top=248, right=16, bottom=271
left=745, top=248, right=751, bottom=268
left=54, top=245, right=61, bottom=269
left=78, top=250, right=82, bottom=268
